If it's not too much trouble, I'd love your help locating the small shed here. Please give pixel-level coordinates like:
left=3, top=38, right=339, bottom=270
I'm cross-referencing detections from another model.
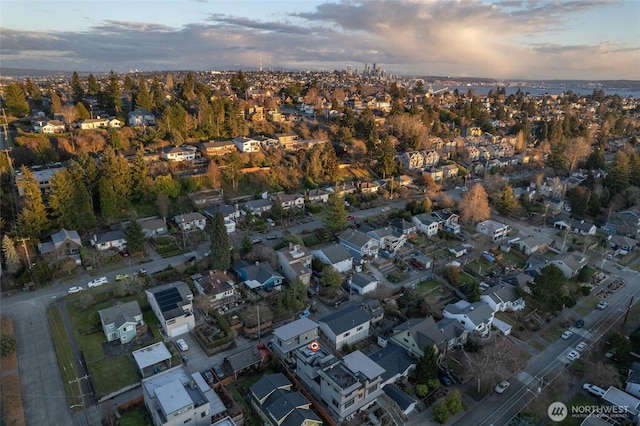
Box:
left=225, top=345, right=269, bottom=379
left=132, top=342, right=173, bottom=378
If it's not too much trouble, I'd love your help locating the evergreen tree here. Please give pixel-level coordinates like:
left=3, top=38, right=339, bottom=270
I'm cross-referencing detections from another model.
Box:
left=69, top=152, right=99, bottom=211
left=130, top=150, right=154, bottom=201
left=376, top=135, right=396, bottom=179
left=76, top=102, right=90, bottom=119
left=320, top=143, right=339, bottom=183
left=320, top=265, right=341, bottom=287
left=124, top=220, right=146, bottom=254
left=99, top=146, right=131, bottom=210
left=605, top=151, right=631, bottom=194
left=495, top=184, right=519, bottom=216
left=71, top=71, right=84, bottom=104
left=134, top=76, right=154, bottom=111
left=2, top=234, right=22, bottom=274
left=105, top=70, right=121, bottom=114
left=4, top=82, right=30, bottom=117
left=87, top=74, right=100, bottom=96
left=50, top=90, right=62, bottom=114
left=16, top=166, right=49, bottom=238
left=155, top=175, right=180, bottom=199
left=98, top=177, right=119, bottom=219
left=150, top=77, right=165, bottom=112
left=210, top=212, right=231, bottom=271
left=323, top=193, right=347, bottom=233
left=414, top=344, right=439, bottom=385
left=533, top=264, right=567, bottom=312
left=224, top=150, right=243, bottom=190
left=49, top=168, right=96, bottom=230
left=24, top=79, right=42, bottom=102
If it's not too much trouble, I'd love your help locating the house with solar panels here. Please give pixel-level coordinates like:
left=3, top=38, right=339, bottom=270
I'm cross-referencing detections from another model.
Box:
left=146, top=282, right=195, bottom=338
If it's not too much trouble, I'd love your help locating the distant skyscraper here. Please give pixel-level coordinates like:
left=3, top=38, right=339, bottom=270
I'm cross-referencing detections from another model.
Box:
left=346, top=65, right=352, bottom=76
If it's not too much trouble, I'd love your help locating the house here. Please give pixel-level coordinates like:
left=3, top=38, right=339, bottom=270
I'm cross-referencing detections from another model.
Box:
left=366, top=227, right=406, bottom=255
left=306, top=188, right=330, bottom=203
left=232, top=136, right=261, bottom=153
left=98, top=301, right=144, bottom=344
left=78, top=118, right=109, bottom=130
left=362, top=299, right=384, bottom=324
left=432, top=209, right=461, bottom=234
left=348, top=272, right=379, bottom=295
left=234, top=261, right=284, bottom=291
left=142, top=365, right=211, bottom=426
left=162, top=145, right=198, bottom=162
left=625, top=362, right=640, bottom=399
left=276, top=244, right=312, bottom=286
left=316, top=351, right=385, bottom=421
left=90, top=229, right=126, bottom=251
left=312, top=244, right=354, bottom=274
left=276, top=193, right=305, bottom=210
left=601, top=387, right=640, bottom=423
left=137, top=217, right=168, bottom=238
left=480, top=284, right=525, bottom=312
left=132, top=342, right=173, bottom=378
left=107, top=118, right=123, bottom=128
left=422, top=150, right=440, bottom=167
left=389, top=218, right=417, bottom=236
left=270, top=318, right=319, bottom=361
left=384, top=384, right=418, bottom=416
left=426, top=168, right=444, bottom=182
left=203, top=204, right=239, bottom=234
left=548, top=253, right=588, bottom=279
left=515, top=235, right=546, bottom=255
left=608, top=235, right=638, bottom=255
left=34, top=119, right=65, bottom=133
left=476, top=220, right=510, bottom=242
left=360, top=181, right=380, bottom=194
left=316, top=305, right=372, bottom=350
left=38, top=228, right=82, bottom=261
left=201, top=140, right=237, bottom=156
left=448, top=245, right=468, bottom=258
left=338, top=229, right=379, bottom=262
left=439, top=163, right=460, bottom=178
left=249, top=373, right=322, bottom=426
left=192, top=270, right=239, bottom=311
left=398, top=151, right=424, bottom=170
left=146, top=282, right=194, bottom=337
left=553, top=217, right=597, bottom=236
left=15, top=166, right=64, bottom=196
left=413, top=213, right=440, bottom=237
left=243, top=199, right=273, bottom=214
left=368, top=344, right=416, bottom=386
left=128, top=108, right=156, bottom=126
left=173, top=212, right=207, bottom=232
left=389, top=316, right=468, bottom=359
left=443, top=300, right=495, bottom=337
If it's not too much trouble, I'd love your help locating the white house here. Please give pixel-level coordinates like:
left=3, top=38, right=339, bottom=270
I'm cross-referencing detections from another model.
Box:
left=443, top=300, right=495, bottom=337
left=480, top=284, right=525, bottom=312
left=162, top=145, right=198, bottom=162
left=317, top=305, right=371, bottom=350
left=413, top=213, right=439, bottom=237
left=146, top=282, right=194, bottom=337
left=548, top=253, right=588, bottom=279
left=476, top=220, right=510, bottom=242
left=232, top=136, right=261, bottom=153
left=312, top=244, right=354, bottom=274
left=128, top=108, right=156, bottom=126
left=173, top=212, right=207, bottom=232
left=348, top=272, right=379, bottom=295
left=90, top=230, right=126, bottom=251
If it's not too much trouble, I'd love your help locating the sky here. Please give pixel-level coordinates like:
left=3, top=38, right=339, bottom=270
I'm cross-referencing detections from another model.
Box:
left=1, top=0, right=639, bottom=80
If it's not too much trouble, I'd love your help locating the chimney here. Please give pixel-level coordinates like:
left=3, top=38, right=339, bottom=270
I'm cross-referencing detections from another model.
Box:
left=255, top=261, right=260, bottom=266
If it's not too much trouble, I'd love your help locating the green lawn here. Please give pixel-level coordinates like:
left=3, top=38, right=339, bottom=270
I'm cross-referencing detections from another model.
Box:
left=540, top=323, right=565, bottom=343
left=558, top=393, right=600, bottom=426
left=459, top=271, right=477, bottom=286
left=417, top=279, right=442, bottom=295
left=466, top=259, right=497, bottom=276
left=500, top=251, right=526, bottom=268
left=118, top=406, right=153, bottom=426
left=88, top=355, right=138, bottom=397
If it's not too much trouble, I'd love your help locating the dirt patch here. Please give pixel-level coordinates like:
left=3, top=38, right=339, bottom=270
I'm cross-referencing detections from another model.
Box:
left=1, top=315, right=26, bottom=426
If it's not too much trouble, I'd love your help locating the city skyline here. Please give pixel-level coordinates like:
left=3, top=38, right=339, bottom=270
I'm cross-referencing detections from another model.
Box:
left=1, top=0, right=639, bottom=80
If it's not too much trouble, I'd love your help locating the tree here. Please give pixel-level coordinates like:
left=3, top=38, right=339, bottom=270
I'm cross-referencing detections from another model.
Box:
left=433, top=402, right=450, bottom=424
left=16, top=166, right=49, bottom=238
left=155, top=175, right=181, bottom=198
left=280, top=278, right=308, bottom=312
left=320, top=265, right=341, bottom=288
left=459, top=183, right=490, bottom=225
left=322, top=193, right=347, bottom=234
left=414, top=344, right=439, bottom=385
left=2, top=234, right=22, bottom=274
left=104, top=70, right=121, bottom=114
left=206, top=161, right=221, bottom=189
left=0, top=333, right=17, bottom=357
left=134, top=76, right=154, bottom=111
left=565, top=137, right=591, bottom=173
left=87, top=73, right=100, bottom=96
left=49, top=168, right=96, bottom=230
left=495, top=184, right=519, bottom=216
left=3, top=82, right=30, bottom=117
left=376, top=135, right=396, bottom=179
left=50, top=90, right=62, bottom=114
left=466, top=281, right=481, bottom=302
left=605, top=151, right=631, bottom=194
left=59, top=105, right=80, bottom=128
left=533, top=264, right=567, bottom=312
left=130, top=150, right=154, bottom=201
left=71, top=71, right=84, bottom=104
left=224, top=150, right=243, bottom=190
left=210, top=212, right=231, bottom=271
left=124, top=220, right=146, bottom=254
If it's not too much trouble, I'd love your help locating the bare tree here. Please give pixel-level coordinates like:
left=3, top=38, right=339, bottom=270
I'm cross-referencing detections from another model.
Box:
left=459, top=183, right=490, bottom=225
left=565, top=137, right=591, bottom=173
left=58, top=105, right=79, bottom=129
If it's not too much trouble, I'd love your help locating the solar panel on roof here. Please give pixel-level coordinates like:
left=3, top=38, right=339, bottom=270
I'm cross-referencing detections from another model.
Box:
left=156, top=288, right=182, bottom=313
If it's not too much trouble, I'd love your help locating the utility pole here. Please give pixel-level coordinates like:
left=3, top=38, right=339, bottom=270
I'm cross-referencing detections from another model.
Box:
left=15, top=237, right=32, bottom=269
left=622, top=296, right=634, bottom=331
left=69, top=374, right=91, bottom=425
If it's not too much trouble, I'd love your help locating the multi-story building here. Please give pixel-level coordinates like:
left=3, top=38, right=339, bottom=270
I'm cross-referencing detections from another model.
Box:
left=276, top=243, right=312, bottom=286
left=146, top=282, right=195, bottom=337
left=270, top=317, right=319, bottom=361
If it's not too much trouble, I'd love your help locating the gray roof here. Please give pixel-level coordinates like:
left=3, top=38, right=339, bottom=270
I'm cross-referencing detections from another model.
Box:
left=264, top=390, right=309, bottom=423
left=175, top=211, right=206, bottom=222
left=281, top=408, right=322, bottom=426
left=369, top=344, right=416, bottom=382
left=339, top=229, right=374, bottom=248
left=393, top=317, right=446, bottom=351
left=99, top=301, right=141, bottom=328
left=318, top=305, right=371, bottom=335
left=203, top=204, right=237, bottom=218
left=343, top=350, right=385, bottom=380
left=436, top=317, right=467, bottom=342
left=350, top=272, right=378, bottom=289
left=484, top=284, right=520, bottom=304
left=51, top=228, right=81, bottom=247
left=93, top=229, right=125, bottom=244
left=315, top=244, right=353, bottom=264
left=132, top=342, right=172, bottom=370
left=445, top=301, right=494, bottom=325
left=414, top=213, right=438, bottom=225
left=250, top=373, right=291, bottom=401
left=241, top=262, right=283, bottom=285
left=384, top=384, right=417, bottom=411
left=628, top=362, right=640, bottom=385
left=273, top=318, right=318, bottom=341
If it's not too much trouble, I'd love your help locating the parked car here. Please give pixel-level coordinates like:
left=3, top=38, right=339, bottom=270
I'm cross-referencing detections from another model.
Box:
left=561, top=330, right=573, bottom=339
left=68, top=286, right=84, bottom=294
left=347, top=215, right=356, bottom=220
left=120, top=249, right=129, bottom=257
left=574, top=319, right=585, bottom=328
left=176, top=339, right=189, bottom=351
left=298, top=309, right=310, bottom=319
left=212, top=364, right=225, bottom=379
left=576, top=342, right=587, bottom=352
left=88, top=276, right=108, bottom=288
left=583, top=383, right=606, bottom=398
left=251, top=238, right=263, bottom=244
left=495, top=381, right=510, bottom=394
left=266, top=234, right=278, bottom=240
left=266, top=218, right=275, bottom=227
left=410, top=258, right=425, bottom=270
left=567, top=350, right=580, bottom=361
left=201, top=370, right=215, bottom=385
left=115, top=274, right=129, bottom=281
left=596, top=300, right=608, bottom=310
left=135, top=268, right=147, bottom=275
left=439, top=375, right=452, bottom=386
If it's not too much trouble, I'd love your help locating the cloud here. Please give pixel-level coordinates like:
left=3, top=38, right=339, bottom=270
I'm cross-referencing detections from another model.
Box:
left=0, top=0, right=637, bottom=79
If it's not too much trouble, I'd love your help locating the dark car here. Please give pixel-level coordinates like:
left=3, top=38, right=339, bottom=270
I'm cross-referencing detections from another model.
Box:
left=574, top=319, right=585, bottom=328
left=439, top=375, right=452, bottom=386
left=212, top=364, right=225, bottom=379
left=201, top=370, right=214, bottom=385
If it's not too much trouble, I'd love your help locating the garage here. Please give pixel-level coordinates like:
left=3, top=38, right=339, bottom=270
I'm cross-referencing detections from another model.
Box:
left=169, top=324, right=190, bottom=337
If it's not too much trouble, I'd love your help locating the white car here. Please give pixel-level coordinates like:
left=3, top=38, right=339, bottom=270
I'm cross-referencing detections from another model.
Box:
left=68, top=286, right=84, bottom=294
left=176, top=339, right=189, bottom=351
left=88, top=276, right=108, bottom=288
left=567, top=350, right=580, bottom=361
left=561, top=330, right=573, bottom=340
left=583, top=383, right=606, bottom=398
left=495, top=381, right=510, bottom=394
left=576, top=342, right=587, bottom=352
left=596, top=300, right=608, bottom=310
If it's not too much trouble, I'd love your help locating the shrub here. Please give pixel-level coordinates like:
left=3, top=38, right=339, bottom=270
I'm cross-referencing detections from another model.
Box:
left=0, top=333, right=17, bottom=357
left=433, top=402, right=450, bottom=424
left=415, top=384, right=429, bottom=397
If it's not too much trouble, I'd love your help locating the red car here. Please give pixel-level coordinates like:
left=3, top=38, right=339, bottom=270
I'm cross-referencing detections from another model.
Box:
left=410, top=258, right=425, bottom=270
left=347, top=215, right=356, bottom=220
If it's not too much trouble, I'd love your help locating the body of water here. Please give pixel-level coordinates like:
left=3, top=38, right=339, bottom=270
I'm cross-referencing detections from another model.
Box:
left=432, top=85, right=640, bottom=99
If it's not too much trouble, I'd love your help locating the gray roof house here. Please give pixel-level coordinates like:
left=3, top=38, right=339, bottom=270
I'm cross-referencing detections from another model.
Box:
left=271, top=318, right=319, bottom=361
left=137, top=216, right=168, bottom=238
left=443, top=300, right=495, bottom=337
left=338, top=229, right=379, bottom=262
left=369, top=343, right=416, bottom=386
left=99, top=301, right=145, bottom=344
left=311, top=244, right=354, bottom=274
left=384, top=383, right=418, bottom=416
left=548, top=253, right=588, bottom=279
left=146, top=282, right=195, bottom=338
left=389, top=316, right=468, bottom=360
left=317, top=305, right=372, bottom=350
left=480, top=284, right=525, bottom=313
left=90, top=229, right=126, bottom=251
left=348, top=272, right=379, bottom=295
left=38, top=228, right=82, bottom=261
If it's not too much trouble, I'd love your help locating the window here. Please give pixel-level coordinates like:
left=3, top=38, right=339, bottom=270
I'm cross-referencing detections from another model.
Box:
left=357, top=326, right=363, bottom=331
left=343, top=332, right=350, bottom=337
left=201, top=412, right=207, bottom=418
